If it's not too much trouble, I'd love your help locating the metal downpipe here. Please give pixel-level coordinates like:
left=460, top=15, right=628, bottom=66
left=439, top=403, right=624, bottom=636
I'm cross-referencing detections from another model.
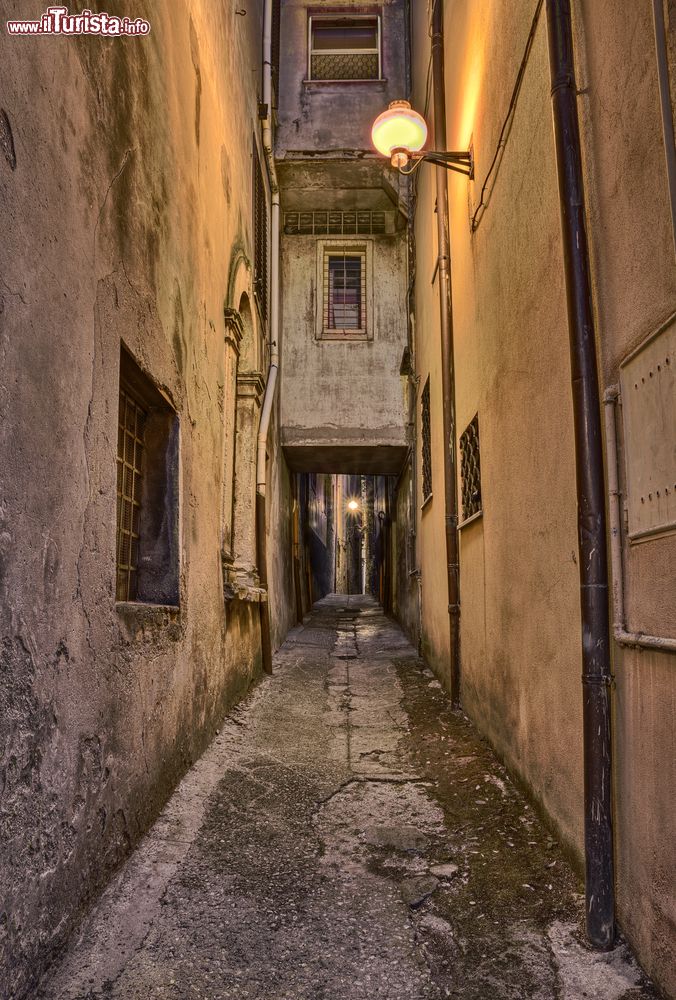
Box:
left=545, top=0, right=615, bottom=949
left=431, top=0, right=461, bottom=707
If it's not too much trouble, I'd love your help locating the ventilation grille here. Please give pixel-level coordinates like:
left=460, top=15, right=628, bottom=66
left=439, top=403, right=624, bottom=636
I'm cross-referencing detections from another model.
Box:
left=460, top=414, right=482, bottom=521
left=310, top=52, right=379, bottom=80
left=421, top=378, right=432, bottom=503
left=285, top=210, right=387, bottom=236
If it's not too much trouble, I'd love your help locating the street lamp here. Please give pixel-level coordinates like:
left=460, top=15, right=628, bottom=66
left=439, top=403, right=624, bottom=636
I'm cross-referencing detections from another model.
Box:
left=371, top=100, right=473, bottom=177
left=347, top=499, right=360, bottom=512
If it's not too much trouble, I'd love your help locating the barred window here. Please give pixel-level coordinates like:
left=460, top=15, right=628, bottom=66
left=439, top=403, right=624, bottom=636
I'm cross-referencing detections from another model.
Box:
left=316, top=240, right=372, bottom=340
left=253, top=144, right=268, bottom=324
left=116, top=388, right=146, bottom=601
left=325, top=253, right=365, bottom=331
left=460, top=414, right=482, bottom=521
left=116, top=348, right=180, bottom=606
left=308, top=16, right=381, bottom=81
left=421, top=377, right=432, bottom=504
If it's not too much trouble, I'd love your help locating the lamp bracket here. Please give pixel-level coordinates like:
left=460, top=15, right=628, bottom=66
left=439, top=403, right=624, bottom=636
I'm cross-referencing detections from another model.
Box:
left=418, top=150, right=474, bottom=178
left=390, top=146, right=474, bottom=178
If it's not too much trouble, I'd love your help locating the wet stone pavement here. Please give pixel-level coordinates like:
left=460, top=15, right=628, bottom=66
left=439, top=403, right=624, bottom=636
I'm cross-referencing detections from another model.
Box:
left=38, top=595, right=658, bottom=1000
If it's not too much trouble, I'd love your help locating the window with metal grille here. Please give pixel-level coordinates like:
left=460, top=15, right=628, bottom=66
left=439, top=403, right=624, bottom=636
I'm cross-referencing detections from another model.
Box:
left=116, top=387, right=146, bottom=602
left=308, top=16, right=381, bottom=81
left=116, top=348, right=180, bottom=606
left=325, top=252, right=365, bottom=331
left=421, top=377, right=432, bottom=504
left=460, top=414, right=482, bottom=521
left=271, top=0, right=281, bottom=102
left=253, top=144, right=268, bottom=324
left=285, top=210, right=389, bottom=236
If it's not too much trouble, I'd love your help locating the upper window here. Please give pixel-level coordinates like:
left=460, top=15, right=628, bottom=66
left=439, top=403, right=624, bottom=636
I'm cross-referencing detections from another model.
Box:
left=327, top=253, right=364, bottom=330
left=308, top=15, right=381, bottom=81
left=316, top=240, right=373, bottom=340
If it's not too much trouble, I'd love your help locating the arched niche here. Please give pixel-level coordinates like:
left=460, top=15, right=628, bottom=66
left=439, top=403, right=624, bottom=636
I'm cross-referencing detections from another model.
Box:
left=221, top=251, right=266, bottom=600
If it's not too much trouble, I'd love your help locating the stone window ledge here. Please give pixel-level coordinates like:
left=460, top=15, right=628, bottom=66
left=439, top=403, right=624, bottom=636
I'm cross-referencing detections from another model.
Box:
left=115, top=602, right=182, bottom=638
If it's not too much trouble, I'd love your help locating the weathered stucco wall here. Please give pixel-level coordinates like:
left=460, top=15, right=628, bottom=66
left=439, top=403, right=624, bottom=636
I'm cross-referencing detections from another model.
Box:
left=275, top=0, right=410, bottom=476
left=408, top=0, right=675, bottom=995
left=0, top=2, right=295, bottom=995
left=279, top=230, right=409, bottom=470
left=276, top=0, right=408, bottom=158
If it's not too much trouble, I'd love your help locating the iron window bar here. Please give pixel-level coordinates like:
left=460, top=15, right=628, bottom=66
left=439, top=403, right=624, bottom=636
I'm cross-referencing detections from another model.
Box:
left=253, top=142, right=269, bottom=323
left=460, top=414, right=482, bottom=521
left=323, top=251, right=366, bottom=334
left=421, top=378, right=433, bottom=503
left=116, top=386, right=146, bottom=602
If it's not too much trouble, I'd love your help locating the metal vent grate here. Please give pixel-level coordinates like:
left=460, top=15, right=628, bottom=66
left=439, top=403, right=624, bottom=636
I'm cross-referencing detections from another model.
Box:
left=421, top=378, right=432, bottom=503
left=116, top=387, right=146, bottom=601
left=285, top=211, right=387, bottom=236
left=310, top=51, right=379, bottom=80
left=460, top=414, right=482, bottom=521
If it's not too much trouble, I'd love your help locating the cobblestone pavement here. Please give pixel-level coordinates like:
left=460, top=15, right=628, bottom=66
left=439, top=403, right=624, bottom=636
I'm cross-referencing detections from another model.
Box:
left=37, top=596, right=658, bottom=1000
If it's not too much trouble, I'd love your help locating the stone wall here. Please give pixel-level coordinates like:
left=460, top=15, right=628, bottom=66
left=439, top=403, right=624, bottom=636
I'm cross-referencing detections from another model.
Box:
left=0, top=2, right=295, bottom=994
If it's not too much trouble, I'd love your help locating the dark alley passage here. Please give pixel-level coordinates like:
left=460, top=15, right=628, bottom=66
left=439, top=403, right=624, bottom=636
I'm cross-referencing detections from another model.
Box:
left=37, top=598, right=656, bottom=1000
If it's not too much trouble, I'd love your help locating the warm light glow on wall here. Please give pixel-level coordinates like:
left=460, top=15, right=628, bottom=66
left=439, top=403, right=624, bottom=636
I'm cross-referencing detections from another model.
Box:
left=347, top=499, right=360, bottom=511
left=456, top=38, right=484, bottom=151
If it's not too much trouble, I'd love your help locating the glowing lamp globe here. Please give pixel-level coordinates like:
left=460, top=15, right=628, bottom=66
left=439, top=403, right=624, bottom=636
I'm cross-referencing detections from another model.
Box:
left=347, top=500, right=360, bottom=512
left=371, top=100, right=427, bottom=168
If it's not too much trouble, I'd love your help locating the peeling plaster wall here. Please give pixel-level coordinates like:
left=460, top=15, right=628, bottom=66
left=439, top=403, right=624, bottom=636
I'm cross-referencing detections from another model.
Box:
left=0, top=2, right=294, bottom=995
left=276, top=0, right=408, bottom=158
left=409, top=0, right=676, bottom=995
left=279, top=231, right=409, bottom=462
left=275, top=0, right=410, bottom=477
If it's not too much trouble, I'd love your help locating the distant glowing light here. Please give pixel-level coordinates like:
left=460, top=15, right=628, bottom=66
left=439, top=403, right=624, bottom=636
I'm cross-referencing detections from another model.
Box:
left=371, top=100, right=427, bottom=168
left=347, top=500, right=360, bottom=511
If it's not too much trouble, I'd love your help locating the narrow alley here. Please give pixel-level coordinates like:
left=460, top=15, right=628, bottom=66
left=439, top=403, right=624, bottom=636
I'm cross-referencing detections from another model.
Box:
left=38, top=598, right=656, bottom=1000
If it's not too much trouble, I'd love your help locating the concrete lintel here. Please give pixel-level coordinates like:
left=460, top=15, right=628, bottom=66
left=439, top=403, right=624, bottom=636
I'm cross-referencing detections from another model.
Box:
left=283, top=443, right=408, bottom=475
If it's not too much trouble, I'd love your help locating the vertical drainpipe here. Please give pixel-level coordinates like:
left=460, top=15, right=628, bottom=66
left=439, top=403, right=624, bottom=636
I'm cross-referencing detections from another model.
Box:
left=431, top=0, right=461, bottom=707
left=545, top=0, right=615, bottom=949
left=256, top=0, right=280, bottom=675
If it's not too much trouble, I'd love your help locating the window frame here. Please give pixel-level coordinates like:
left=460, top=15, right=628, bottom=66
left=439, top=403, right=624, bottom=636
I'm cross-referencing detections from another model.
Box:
left=307, top=13, right=382, bottom=82
left=315, top=239, right=373, bottom=341
left=115, top=346, right=180, bottom=608
left=459, top=412, right=483, bottom=527
left=421, top=376, right=433, bottom=508
left=252, top=138, right=269, bottom=327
